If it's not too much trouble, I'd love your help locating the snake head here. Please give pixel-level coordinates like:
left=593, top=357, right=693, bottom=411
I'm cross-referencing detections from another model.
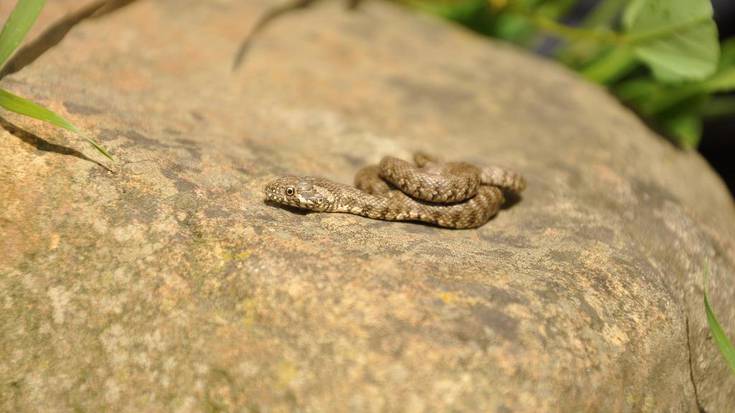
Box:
left=264, top=176, right=332, bottom=212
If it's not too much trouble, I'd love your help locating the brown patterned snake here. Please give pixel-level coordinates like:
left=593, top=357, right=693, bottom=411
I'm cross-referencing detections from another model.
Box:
left=264, top=153, right=526, bottom=229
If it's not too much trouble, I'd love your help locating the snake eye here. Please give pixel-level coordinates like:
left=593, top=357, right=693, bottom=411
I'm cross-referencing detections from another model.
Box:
left=285, top=187, right=295, bottom=196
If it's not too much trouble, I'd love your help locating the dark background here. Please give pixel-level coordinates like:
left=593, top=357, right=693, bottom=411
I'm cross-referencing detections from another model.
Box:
left=704, top=0, right=735, bottom=196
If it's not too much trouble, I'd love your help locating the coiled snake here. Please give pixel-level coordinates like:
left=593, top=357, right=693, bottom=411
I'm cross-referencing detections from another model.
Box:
left=264, top=153, right=526, bottom=229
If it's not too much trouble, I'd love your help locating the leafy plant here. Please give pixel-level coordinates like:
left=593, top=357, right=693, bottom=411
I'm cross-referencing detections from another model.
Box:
left=0, top=0, right=112, bottom=160
left=397, top=0, right=734, bottom=148
left=704, top=266, right=735, bottom=376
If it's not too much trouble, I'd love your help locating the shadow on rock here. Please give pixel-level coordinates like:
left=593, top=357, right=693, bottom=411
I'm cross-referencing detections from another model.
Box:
left=0, top=116, right=110, bottom=171
left=264, top=199, right=311, bottom=215
left=0, top=0, right=140, bottom=79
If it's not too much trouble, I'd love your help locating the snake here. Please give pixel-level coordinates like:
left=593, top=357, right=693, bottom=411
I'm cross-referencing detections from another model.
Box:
left=264, top=153, right=526, bottom=229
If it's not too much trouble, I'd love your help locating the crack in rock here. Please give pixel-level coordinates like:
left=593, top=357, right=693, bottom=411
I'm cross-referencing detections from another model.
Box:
left=687, top=316, right=707, bottom=413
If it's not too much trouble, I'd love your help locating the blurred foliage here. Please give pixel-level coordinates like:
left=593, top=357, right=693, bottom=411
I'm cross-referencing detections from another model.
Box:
left=395, top=0, right=735, bottom=149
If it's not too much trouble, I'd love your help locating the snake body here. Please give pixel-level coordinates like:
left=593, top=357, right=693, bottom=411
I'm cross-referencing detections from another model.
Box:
left=264, top=153, right=526, bottom=229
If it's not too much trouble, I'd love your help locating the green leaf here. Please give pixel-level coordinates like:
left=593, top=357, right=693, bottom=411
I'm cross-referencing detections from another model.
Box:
left=700, top=39, right=735, bottom=93
left=615, top=77, right=660, bottom=106
left=658, top=111, right=701, bottom=149
left=495, top=0, right=557, bottom=45
left=0, top=88, right=113, bottom=160
left=614, top=76, right=707, bottom=147
left=616, top=77, right=704, bottom=117
left=704, top=267, right=735, bottom=376
left=701, top=96, right=735, bottom=119
left=622, top=0, right=719, bottom=82
left=718, top=38, right=735, bottom=67
left=703, top=71, right=735, bottom=93
left=622, top=39, right=735, bottom=113
left=493, top=13, right=535, bottom=43
left=618, top=39, right=735, bottom=112
left=0, top=0, right=46, bottom=70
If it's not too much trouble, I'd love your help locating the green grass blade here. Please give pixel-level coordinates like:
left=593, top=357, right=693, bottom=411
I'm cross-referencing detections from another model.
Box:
left=0, top=87, right=113, bottom=160
left=0, top=87, right=76, bottom=131
left=0, top=0, right=46, bottom=70
left=704, top=268, right=735, bottom=375
left=81, top=133, right=113, bottom=161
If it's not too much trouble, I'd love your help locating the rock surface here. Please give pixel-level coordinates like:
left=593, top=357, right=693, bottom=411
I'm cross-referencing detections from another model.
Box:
left=1, top=0, right=734, bottom=411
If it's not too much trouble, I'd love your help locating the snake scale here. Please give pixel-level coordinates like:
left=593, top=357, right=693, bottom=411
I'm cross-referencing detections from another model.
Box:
left=264, top=153, right=526, bottom=229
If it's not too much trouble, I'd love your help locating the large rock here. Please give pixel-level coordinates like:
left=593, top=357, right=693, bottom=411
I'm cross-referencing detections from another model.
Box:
left=1, top=0, right=734, bottom=411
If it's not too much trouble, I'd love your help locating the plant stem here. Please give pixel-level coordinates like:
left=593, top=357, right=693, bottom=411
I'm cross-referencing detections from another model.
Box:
left=580, top=0, right=627, bottom=29
left=522, top=10, right=621, bottom=44
left=580, top=46, right=637, bottom=84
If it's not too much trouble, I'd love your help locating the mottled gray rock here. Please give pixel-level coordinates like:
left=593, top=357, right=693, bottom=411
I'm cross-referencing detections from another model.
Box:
left=1, top=0, right=734, bottom=412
